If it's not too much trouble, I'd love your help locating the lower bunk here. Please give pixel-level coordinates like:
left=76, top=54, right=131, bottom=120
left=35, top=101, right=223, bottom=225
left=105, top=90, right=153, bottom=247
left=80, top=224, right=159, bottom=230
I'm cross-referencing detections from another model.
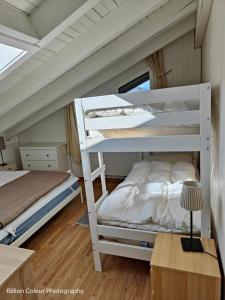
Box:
left=94, top=158, right=201, bottom=264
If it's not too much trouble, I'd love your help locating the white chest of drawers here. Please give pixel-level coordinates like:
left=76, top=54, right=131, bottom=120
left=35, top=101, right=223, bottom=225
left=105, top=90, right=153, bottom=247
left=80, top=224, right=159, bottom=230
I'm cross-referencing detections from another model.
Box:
left=20, top=143, right=69, bottom=172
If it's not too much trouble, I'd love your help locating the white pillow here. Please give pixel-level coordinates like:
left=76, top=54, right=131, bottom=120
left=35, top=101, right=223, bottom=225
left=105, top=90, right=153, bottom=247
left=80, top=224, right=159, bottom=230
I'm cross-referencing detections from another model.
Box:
left=147, top=161, right=172, bottom=183
left=148, top=170, right=171, bottom=183
left=148, top=152, right=194, bottom=163
left=150, top=161, right=172, bottom=172
left=171, top=162, right=196, bottom=183
left=132, top=161, right=151, bottom=171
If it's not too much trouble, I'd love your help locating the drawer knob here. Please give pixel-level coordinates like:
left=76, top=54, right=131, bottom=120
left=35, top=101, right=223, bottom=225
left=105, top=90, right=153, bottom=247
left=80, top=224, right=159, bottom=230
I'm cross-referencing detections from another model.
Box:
left=26, top=154, right=29, bottom=157
left=28, top=164, right=31, bottom=167
left=46, top=154, right=49, bottom=157
left=48, top=165, right=51, bottom=168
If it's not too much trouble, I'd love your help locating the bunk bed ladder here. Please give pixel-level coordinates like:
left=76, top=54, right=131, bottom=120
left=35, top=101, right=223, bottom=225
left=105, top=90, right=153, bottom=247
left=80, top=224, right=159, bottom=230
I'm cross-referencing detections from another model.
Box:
left=75, top=99, right=108, bottom=272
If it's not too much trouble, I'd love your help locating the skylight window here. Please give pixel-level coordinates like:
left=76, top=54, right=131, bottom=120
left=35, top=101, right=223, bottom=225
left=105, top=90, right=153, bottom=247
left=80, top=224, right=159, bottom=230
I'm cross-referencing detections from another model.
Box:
left=0, top=43, right=27, bottom=74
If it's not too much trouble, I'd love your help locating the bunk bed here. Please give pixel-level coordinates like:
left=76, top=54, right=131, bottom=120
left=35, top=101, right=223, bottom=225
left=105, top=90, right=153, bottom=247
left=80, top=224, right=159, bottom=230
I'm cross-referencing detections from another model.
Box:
left=74, top=83, right=211, bottom=272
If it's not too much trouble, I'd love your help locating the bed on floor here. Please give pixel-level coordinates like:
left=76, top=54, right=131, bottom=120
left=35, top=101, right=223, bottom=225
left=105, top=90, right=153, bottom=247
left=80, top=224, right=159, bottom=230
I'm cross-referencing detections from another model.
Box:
left=0, top=170, right=81, bottom=246
left=97, top=159, right=200, bottom=234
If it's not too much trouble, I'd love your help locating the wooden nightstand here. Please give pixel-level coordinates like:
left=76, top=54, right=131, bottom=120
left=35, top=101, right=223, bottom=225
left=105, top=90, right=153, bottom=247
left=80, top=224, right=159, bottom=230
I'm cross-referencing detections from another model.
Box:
left=0, top=162, right=17, bottom=171
left=150, top=233, right=221, bottom=300
left=0, top=245, right=37, bottom=299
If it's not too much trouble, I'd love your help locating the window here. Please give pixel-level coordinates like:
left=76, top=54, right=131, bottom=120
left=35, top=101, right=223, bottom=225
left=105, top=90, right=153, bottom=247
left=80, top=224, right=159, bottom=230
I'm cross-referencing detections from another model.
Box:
left=0, top=43, right=27, bottom=74
left=118, top=72, right=150, bottom=93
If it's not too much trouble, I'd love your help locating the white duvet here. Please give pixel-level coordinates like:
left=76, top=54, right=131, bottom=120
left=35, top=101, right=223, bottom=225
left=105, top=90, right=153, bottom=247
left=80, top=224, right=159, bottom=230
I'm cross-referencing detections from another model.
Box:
left=97, top=161, right=200, bottom=232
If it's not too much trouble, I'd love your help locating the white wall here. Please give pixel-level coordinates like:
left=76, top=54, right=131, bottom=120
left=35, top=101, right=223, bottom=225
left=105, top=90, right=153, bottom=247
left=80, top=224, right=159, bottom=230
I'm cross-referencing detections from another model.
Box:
left=202, top=0, right=225, bottom=279
left=0, top=136, right=20, bottom=165
left=20, top=109, right=66, bottom=144
left=164, top=30, right=201, bottom=86
left=18, top=30, right=201, bottom=177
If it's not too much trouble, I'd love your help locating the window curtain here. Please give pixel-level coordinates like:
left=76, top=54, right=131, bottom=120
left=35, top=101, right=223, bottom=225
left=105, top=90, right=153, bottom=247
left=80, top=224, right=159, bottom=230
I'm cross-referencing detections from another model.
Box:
left=64, top=103, right=81, bottom=164
left=146, top=50, right=167, bottom=89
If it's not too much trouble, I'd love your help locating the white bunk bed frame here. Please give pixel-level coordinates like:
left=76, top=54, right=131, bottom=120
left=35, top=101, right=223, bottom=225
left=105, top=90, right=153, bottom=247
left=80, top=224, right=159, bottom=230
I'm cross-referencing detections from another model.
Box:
left=75, top=83, right=211, bottom=272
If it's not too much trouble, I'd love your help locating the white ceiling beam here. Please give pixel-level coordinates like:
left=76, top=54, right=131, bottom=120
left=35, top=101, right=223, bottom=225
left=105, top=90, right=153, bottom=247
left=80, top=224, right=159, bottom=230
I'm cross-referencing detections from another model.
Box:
left=0, top=0, right=39, bottom=44
left=1, top=0, right=196, bottom=129
left=0, top=0, right=167, bottom=118
left=4, top=14, right=196, bottom=137
left=195, top=0, right=213, bottom=48
left=0, top=0, right=103, bottom=81
left=30, top=0, right=103, bottom=47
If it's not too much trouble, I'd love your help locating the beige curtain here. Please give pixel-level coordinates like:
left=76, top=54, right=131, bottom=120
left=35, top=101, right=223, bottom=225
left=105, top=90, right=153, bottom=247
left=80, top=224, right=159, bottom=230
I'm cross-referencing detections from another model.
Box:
left=146, top=50, right=167, bottom=89
left=64, top=103, right=81, bottom=164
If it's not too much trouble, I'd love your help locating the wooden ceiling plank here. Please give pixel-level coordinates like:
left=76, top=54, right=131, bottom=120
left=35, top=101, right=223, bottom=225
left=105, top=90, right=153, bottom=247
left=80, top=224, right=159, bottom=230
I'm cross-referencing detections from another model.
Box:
left=70, top=21, right=87, bottom=34
left=5, top=15, right=196, bottom=137
left=94, top=2, right=109, bottom=17
left=102, top=0, right=118, bottom=11
left=86, top=8, right=102, bottom=22
left=63, top=27, right=81, bottom=38
left=57, top=32, right=74, bottom=44
left=0, top=0, right=197, bottom=132
left=79, top=15, right=95, bottom=28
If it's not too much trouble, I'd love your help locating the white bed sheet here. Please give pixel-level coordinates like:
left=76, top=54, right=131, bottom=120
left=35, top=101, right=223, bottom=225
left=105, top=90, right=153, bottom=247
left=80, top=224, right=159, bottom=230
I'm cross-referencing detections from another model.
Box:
left=86, top=101, right=199, bottom=118
left=0, top=171, right=29, bottom=187
left=0, top=171, right=79, bottom=240
left=97, top=161, right=200, bottom=233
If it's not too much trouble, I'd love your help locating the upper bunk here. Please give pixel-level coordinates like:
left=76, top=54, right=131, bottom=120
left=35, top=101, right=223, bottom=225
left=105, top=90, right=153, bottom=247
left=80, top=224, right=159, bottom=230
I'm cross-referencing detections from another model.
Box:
left=74, top=83, right=211, bottom=153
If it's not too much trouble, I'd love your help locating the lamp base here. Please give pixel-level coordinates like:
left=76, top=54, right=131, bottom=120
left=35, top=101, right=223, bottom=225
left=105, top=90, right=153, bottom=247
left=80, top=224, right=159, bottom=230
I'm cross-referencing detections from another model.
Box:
left=181, top=237, right=203, bottom=252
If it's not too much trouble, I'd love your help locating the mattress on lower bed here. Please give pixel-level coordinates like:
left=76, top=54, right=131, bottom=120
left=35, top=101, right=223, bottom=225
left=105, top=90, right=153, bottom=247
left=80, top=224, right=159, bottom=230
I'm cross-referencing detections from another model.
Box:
left=0, top=170, right=70, bottom=228
left=97, top=160, right=200, bottom=233
left=0, top=173, right=79, bottom=245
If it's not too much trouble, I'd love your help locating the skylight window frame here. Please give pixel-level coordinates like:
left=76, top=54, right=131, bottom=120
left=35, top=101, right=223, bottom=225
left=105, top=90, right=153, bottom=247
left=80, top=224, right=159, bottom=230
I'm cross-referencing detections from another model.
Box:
left=0, top=43, right=27, bottom=74
left=0, top=34, right=36, bottom=80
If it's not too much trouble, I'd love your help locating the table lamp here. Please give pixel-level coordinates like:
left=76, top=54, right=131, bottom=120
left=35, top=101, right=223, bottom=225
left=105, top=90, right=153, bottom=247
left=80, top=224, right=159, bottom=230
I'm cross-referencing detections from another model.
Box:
left=180, top=181, right=203, bottom=252
left=0, top=137, right=7, bottom=166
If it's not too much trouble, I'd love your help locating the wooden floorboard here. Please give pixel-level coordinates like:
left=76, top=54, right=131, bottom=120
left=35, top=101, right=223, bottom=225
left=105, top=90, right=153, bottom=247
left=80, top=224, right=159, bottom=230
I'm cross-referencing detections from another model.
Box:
left=23, top=179, right=150, bottom=300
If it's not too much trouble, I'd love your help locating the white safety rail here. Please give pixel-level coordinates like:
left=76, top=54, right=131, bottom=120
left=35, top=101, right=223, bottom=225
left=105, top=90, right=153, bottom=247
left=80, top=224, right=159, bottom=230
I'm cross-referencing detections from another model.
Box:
left=74, top=83, right=211, bottom=272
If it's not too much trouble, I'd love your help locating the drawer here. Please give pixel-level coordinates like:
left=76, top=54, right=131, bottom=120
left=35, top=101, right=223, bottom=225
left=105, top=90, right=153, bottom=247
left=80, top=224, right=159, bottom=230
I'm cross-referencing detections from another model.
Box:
left=21, top=149, right=57, bottom=161
left=0, top=163, right=17, bottom=171
left=22, top=160, right=58, bottom=171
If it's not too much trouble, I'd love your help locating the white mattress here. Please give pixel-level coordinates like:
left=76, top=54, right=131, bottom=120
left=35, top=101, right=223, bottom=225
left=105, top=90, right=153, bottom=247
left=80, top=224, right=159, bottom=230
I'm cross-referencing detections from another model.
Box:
left=88, top=126, right=200, bottom=141
left=97, top=161, right=200, bottom=233
left=0, top=171, right=79, bottom=240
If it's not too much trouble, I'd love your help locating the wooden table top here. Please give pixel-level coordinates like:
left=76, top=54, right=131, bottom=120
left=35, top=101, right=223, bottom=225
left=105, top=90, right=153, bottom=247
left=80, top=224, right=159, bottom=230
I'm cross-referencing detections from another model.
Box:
left=151, top=233, right=221, bottom=278
left=0, top=244, right=34, bottom=287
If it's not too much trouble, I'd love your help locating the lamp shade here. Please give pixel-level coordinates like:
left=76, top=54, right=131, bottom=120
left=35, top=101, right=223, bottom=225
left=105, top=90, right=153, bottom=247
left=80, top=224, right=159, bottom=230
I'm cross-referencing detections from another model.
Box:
left=180, top=181, right=203, bottom=211
left=0, top=137, right=6, bottom=150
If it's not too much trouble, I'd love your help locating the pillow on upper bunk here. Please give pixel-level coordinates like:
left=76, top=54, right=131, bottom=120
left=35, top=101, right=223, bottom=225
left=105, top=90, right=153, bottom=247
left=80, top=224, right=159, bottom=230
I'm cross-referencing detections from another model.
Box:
left=87, top=108, right=123, bottom=118
left=162, top=101, right=189, bottom=112
left=171, top=162, right=196, bottom=183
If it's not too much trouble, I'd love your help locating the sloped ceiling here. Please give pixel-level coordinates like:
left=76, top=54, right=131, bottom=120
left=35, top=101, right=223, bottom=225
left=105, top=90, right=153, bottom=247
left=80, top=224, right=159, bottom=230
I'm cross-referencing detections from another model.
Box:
left=0, top=0, right=207, bottom=137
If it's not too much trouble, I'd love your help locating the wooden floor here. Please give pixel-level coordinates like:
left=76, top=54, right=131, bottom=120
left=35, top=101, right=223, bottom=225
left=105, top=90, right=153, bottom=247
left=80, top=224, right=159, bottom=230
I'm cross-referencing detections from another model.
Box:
left=23, top=179, right=150, bottom=300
